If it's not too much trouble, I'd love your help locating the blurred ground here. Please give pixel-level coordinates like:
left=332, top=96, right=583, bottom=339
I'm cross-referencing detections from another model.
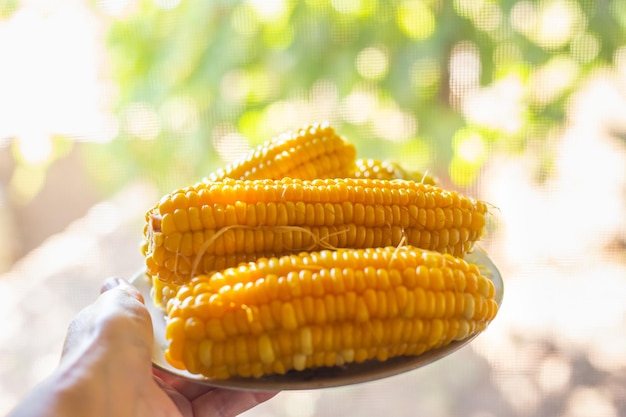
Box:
left=0, top=145, right=102, bottom=269
left=1, top=75, right=625, bottom=416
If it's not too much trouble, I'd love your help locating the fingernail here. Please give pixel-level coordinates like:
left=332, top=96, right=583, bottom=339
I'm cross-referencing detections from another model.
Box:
left=101, top=277, right=125, bottom=293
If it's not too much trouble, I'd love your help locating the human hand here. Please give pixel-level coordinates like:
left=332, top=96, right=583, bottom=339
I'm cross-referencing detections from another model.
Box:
left=7, top=277, right=276, bottom=417
left=152, top=367, right=275, bottom=417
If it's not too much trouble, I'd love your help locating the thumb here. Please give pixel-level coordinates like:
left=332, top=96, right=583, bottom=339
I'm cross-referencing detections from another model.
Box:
left=101, top=277, right=145, bottom=304
left=62, top=277, right=151, bottom=359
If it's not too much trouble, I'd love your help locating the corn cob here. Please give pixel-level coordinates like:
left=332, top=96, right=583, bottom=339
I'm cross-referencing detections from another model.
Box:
left=151, top=276, right=179, bottom=309
left=349, top=158, right=438, bottom=186
left=163, top=245, right=499, bottom=379
left=146, top=123, right=358, bottom=307
left=206, top=122, right=357, bottom=182
left=143, top=177, right=487, bottom=284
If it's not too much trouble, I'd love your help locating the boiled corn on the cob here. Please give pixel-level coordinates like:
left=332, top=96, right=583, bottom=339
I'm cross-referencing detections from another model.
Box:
left=164, top=245, right=499, bottom=379
left=147, top=123, right=358, bottom=307
left=349, top=158, right=437, bottom=186
left=144, top=177, right=488, bottom=284
left=206, top=122, right=357, bottom=182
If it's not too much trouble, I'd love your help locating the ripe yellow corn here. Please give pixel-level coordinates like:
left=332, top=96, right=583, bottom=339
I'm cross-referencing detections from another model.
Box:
left=140, top=123, right=357, bottom=262
left=151, top=276, right=180, bottom=309
left=143, top=177, right=487, bottom=284
left=349, top=158, right=437, bottom=186
left=163, top=245, right=499, bottom=379
left=207, top=122, right=357, bottom=182
left=145, top=123, right=359, bottom=306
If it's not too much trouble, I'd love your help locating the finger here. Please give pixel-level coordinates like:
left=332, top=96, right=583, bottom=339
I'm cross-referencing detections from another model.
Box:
left=94, top=287, right=153, bottom=350
left=101, top=276, right=126, bottom=293
left=192, top=389, right=278, bottom=417
left=101, top=276, right=145, bottom=304
left=153, top=374, right=193, bottom=417
left=63, top=278, right=152, bottom=358
left=152, top=367, right=217, bottom=401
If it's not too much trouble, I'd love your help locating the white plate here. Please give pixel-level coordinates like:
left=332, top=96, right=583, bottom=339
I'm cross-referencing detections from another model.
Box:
left=132, top=247, right=503, bottom=391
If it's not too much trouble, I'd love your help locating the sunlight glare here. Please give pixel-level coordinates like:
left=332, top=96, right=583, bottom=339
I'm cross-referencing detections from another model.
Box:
left=15, top=132, right=53, bottom=166
left=463, top=75, right=525, bottom=134
left=96, top=0, right=133, bottom=17
left=0, top=2, right=112, bottom=145
left=249, top=0, right=287, bottom=22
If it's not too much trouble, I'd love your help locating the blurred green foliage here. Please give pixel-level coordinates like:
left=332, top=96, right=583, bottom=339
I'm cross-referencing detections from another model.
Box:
left=0, top=0, right=19, bottom=18
left=88, top=0, right=626, bottom=193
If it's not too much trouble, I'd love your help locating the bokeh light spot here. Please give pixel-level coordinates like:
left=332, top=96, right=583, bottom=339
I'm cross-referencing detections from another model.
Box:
left=455, top=0, right=503, bottom=33
left=564, top=387, right=618, bottom=417
left=531, top=56, right=579, bottom=105
left=341, top=89, right=378, bottom=124
left=449, top=41, right=481, bottom=108
left=570, top=32, right=600, bottom=63
left=154, top=0, right=181, bottom=11
left=534, top=0, right=585, bottom=50
left=356, top=46, right=388, bottom=80
left=331, top=0, right=362, bottom=15
left=396, top=0, right=435, bottom=40
left=455, top=130, right=485, bottom=164
left=510, top=1, right=537, bottom=36
left=212, top=125, right=252, bottom=164
left=536, top=354, right=572, bottom=394
left=120, top=102, right=161, bottom=141
left=249, top=0, right=288, bottom=22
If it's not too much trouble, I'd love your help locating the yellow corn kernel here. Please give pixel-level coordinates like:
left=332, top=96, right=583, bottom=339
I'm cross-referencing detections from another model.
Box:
left=207, top=122, right=357, bottom=182
left=151, top=276, right=180, bottom=310
left=349, top=158, right=438, bottom=185
left=164, top=245, right=499, bottom=379
left=144, top=178, right=487, bottom=284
